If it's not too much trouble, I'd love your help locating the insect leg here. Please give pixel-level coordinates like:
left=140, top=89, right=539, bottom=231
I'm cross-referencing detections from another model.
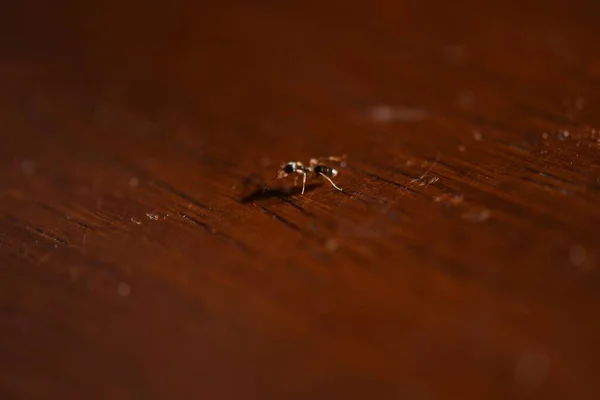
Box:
left=315, top=154, right=347, bottom=166
left=318, top=172, right=343, bottom=191
left=301, top=171, right=307, bottom=194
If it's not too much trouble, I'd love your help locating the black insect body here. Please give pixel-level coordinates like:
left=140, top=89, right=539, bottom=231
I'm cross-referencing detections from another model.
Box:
left=263, top=155, right=346, bottom=194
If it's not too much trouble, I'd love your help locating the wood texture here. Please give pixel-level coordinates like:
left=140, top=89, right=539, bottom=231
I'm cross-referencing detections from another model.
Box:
left=1, top=1, right=600, bottom=399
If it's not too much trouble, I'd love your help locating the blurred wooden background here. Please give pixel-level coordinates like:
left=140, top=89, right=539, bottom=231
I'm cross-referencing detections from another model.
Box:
left=1, top=0, right=600, bottom=398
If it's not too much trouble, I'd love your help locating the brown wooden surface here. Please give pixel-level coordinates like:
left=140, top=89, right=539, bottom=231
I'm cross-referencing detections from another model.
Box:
left=2, top=1, right=600, bottom=399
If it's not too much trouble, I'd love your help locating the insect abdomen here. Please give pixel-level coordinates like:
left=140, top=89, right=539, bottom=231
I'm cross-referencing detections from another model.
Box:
left=315, top=165, right=337, bottom=177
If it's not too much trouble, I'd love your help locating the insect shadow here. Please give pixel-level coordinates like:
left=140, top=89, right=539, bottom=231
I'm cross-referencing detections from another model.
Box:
left=239, top=174, right=321, bottom=203
left=241, top=182, right=322, bottom=203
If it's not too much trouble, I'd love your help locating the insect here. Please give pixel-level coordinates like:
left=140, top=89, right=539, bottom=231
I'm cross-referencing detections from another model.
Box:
left=263, top=155, right=347, bottom=194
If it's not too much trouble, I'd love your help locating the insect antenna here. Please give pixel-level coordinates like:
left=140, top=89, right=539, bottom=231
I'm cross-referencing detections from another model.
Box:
left=262, top=175, right=278, bottom=193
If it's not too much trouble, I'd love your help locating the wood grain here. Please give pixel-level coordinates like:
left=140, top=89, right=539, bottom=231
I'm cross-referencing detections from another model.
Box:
left=1, top=0, right=600, bottom=399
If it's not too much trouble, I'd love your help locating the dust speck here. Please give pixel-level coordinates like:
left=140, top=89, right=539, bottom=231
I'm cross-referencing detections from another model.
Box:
left=325, top=238, right=338, bottom=252
left=131, top=217, right=142, bottom=225
left=514, top=349, right=549, bottom=392
left=458, top=145, right=466, bottom=152
left=146, top=213, right=159, bottom=221
left=129, top=177, right=139, bottom=187
left=21, top=160, right=35, bottom=175
left=569, top=244, right=589, bottom=269
left=473, top=130, right=482, bottom=141
left=117, top=282, right=131, bottom=297
left=69, top=267, right=79, bottom=283
left=456, top=90, right=475, bottom=108
left=405, top=159, right=415, bottom=167
left=462, top=208, right=490, bottom=222
left=369, top=105, right=429, bottom=122
left=261, top=157, right=272, bottom=167
left=443, top=44, right=468, bottom=66
left=435, top=193, right=464, bottom=206
left=542, top=132, right=549, bottom=140
left=411, top=175, right=439, bottom=187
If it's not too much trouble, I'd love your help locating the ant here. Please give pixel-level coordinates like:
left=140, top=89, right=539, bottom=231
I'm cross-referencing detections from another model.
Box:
left=263, top=155, right=347, bottom=194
